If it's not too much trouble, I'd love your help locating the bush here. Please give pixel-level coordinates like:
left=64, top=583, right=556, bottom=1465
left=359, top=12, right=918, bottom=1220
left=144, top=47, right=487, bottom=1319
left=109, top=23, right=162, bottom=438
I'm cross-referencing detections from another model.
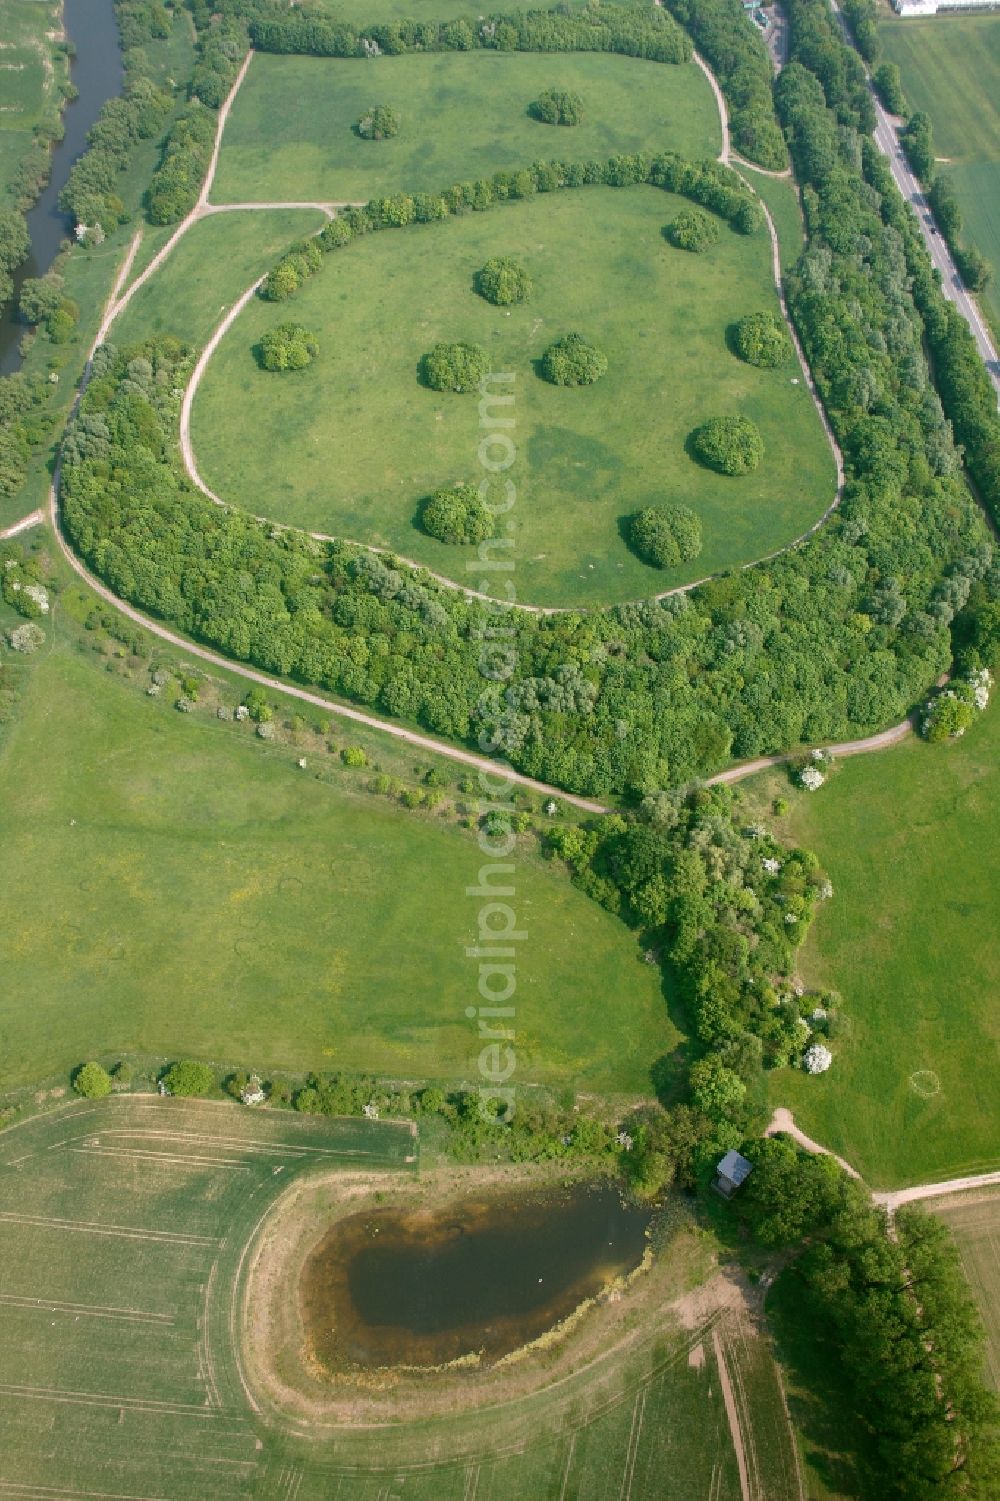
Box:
left=692, top=415, right=763, bottom=475
left=628, top=506, right=702, bottom=568
left=873, top=61, right=907, bottom=116
left=421, top=484, right=496, bottom=545
left=162, top=1059, right=215, bottom=1097
left=665, top=208, right=720, bottom=252
left=74, top=1061, right=112, bottom=1099
left=540, top=332, right=608, bottom=386
left=529, top=88, right=584, bottom=126
left=420, top=341, right=488, bottom=392
left=901, top=110, right=934, bottom=186
left=733, top=310, right=790, bottom=368
left=258, top=323, right=319, bottom=372
left=476, top=255, right=531, bottom=306
left=356, top=104, right=399, bottom=140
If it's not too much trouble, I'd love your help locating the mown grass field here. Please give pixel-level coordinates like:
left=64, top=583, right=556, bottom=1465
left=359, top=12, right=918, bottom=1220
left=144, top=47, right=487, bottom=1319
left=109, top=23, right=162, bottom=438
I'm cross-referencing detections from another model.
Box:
left=0, top=1096, right=803, bottom=1500
left=878, top=11, right=1000, bottom=332
left=742, top=706, right=1000, bottom=1188
left=114, top=208, right=326, bottom=349
left=194, top=185, right=834, bottom=606
left=0, top=628, right=675, bottom=1093
left=931, top=1189, right=1000, bottom=1393
left=212, top=49, right=721, bottom=205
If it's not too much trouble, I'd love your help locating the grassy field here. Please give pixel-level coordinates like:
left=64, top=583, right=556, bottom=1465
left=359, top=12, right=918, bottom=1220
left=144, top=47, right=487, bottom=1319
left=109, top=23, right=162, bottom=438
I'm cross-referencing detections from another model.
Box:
left=740, top=705, right=1000, bottom=1188
left=212, top=50, right=721, bottom=206
left=114, top=208, right=327, bottom=349
left=0, top=621, right=676, bottom=1093
left=0, top=0, right=66, bottom=204
left=879, top=11, right=1000, bottom=333
left=193, top=185, right=834, bottom=607
left=931, top=1189, right=1000, bottom=1393
left=0, top=1096, right=804, bottom=1499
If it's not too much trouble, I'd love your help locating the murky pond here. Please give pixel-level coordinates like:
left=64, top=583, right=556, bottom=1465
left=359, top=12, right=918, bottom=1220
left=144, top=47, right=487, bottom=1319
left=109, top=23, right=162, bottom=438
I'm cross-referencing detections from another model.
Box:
left=300, top=1182, right=650, bottom=1370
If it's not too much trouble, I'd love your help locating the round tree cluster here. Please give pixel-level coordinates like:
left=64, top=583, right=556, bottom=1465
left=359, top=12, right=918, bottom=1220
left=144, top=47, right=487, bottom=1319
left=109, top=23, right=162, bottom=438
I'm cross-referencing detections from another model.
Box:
left=421, top=341, right=489, bottom=392
left=258, top=323, right=319, bottom=372
left=529, top=88, right=584, bottom=126
left=421, top=484, right=496, bottom=545
left=540, top=332, right=608, bottom=387
left=628, top=505, right=703, bottom=568
left=476, top=255, right=532, bottom=306
left=733, top=310, right=790, bottom=368
left=665, top=209, right=720, bottom=253
left=356, top=104, right=399, bottom=140
left=692, top=415, right=764, bottom=475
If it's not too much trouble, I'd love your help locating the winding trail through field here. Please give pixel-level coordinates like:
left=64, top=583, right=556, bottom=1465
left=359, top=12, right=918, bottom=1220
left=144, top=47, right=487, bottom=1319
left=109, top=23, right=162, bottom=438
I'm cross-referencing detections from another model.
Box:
left=0, top=509, right=44, bottom=540
left=766, top=1108, right=1000, bottom=1206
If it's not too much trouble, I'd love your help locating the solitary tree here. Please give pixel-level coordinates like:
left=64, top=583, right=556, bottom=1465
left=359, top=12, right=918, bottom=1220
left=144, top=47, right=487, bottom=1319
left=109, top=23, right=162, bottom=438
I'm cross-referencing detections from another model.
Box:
left=162, top=1059, right=215, bottom=1097
left=74, top=1061, right=112, bottom=1099
left=258, top=323, right=319, bottom=372
left=540, top=332, right=608, bottom=386
left=665, top=209, right=720, bottom=253
left=692, top=415, right=764, bottom=475
left=628, top=506, right=702, bottom=568
left=476, top=255, right=531, bottom=306
left=356, top=104, right=399, bottom=140
left=529, top=88, right=584, bottom=126
left=420, top=484, right=496, bottom=544
left=733, top=311, right=790, bottom=368
left=420, top=341, right=488, bottom=392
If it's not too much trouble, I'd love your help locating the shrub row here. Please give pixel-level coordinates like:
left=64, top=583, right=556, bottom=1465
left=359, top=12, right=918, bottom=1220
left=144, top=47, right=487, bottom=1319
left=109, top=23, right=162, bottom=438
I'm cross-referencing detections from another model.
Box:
left=58, top=74, right=173, bottom=236
left=146, top=103, right=216, bottom=224
left=249, top=5, right=692, bottom=67
left=661, top=0, right=787, bottom=171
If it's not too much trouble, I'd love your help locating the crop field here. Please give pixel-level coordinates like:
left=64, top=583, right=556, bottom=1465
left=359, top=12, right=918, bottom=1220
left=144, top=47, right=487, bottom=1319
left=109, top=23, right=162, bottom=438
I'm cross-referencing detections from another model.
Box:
left=878, top=12, right=1000, bottom=331
left=0, top=1097, right=803, bottom=1500
left=930, top=1189, right=1000, bottom=1393
left=742, top=705, right=1000, bottom=1188
left=193, top=185, right=834, bottom=606
left=0, top=634, right=675, bottom=1093
left=114, top=208, right=327, bottom=350
left=212, top=50, right=721, bottom=206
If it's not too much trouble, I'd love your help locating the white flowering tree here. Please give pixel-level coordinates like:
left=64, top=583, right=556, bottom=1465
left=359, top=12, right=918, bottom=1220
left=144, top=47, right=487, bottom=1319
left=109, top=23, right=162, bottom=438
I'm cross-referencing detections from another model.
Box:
left=799, top=765, right=825, bottom=791
left=921, top=670, right=993, bottom=741
left=803, top=1043, right=833, bottom=1074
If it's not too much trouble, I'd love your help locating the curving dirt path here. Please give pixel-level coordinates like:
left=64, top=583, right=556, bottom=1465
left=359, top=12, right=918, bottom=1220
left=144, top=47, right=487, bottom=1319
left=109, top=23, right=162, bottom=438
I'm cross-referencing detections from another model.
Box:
left=706, top=712, right=916, bottom=786
left=766, top=1108, right=1000, bottom=1207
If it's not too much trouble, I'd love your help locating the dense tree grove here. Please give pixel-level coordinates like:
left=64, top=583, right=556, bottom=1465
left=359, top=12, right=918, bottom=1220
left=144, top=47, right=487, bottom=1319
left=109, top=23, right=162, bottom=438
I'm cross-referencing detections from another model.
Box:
left=258, top=322, right=318, bottom=371
left=146, top=104, right=216, bottom=224
left=249, top=5, right=692, bottom=67
left=476, top=254, right=532, bottom=305
left=665, top=207, right=719, bottom=253
left=60, top=74, right=172, bottom=235
left=692, top=415, right=763, bottom=475
left=628, top=505, right=702, bottom=568
left=746, top=1139, right=1000, bottom=1497
left=900, top=109, right=934, bottom=186
left=529, top=87, right=584, bottom=126
left=421, top=341, right=489, bottom=392
left=732, top=309, right=789, bottom=368
left=420, top=484, right=496, bottom=544
left=873, top=60, right=906, bottom=117
left=660, top=0, right=787, bottom=170
left=0, top=372, right=52, bottom=498
left=837, top=0, right=879, bottom=66
left=356, top=104, right=399, bottom=140
left=540, top=332, right=607, bottom=385
left=0, top=211, right=30, bottom=314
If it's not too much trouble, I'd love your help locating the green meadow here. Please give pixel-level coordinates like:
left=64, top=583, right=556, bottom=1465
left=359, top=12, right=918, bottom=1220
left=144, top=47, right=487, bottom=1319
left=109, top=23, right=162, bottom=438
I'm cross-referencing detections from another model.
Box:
left=193, top=185, right=835, bottom=606
left=212, top=49, right=721, bottom=204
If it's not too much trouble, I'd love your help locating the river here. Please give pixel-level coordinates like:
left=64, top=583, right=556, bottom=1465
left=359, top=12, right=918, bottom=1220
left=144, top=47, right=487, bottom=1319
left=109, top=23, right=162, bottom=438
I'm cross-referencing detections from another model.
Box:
left=0, top=0, right=123, bottom=375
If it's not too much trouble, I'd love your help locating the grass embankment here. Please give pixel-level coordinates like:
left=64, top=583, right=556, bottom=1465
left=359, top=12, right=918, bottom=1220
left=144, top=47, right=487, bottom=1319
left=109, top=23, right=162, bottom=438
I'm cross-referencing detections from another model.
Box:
left=212, top=49, right=721, bottom=205
left=742, top=706, right=1000, bottom=1187
left=879, top=11, right=1000, bottom=336
left=0, top=615, right=674, bottom=1092
left=194, top=184, right=835, bottom=606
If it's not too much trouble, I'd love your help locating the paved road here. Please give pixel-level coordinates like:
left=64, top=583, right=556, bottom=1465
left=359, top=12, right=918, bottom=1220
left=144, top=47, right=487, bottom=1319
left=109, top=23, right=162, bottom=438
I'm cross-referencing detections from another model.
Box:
left=827, top=0, right=1000, bottom=404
